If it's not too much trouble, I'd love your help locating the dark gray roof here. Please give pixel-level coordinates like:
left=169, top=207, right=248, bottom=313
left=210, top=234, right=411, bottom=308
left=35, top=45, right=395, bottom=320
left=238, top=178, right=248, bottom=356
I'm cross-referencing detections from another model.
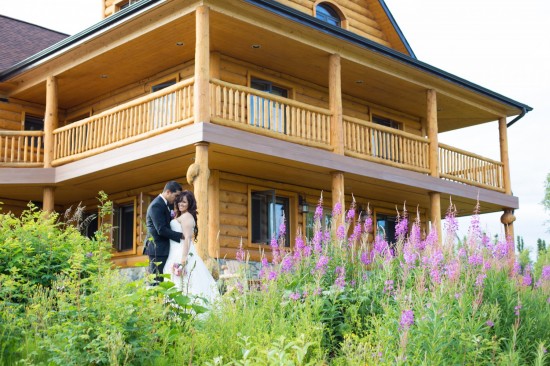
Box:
left=0, top=15, right=68, bottom=72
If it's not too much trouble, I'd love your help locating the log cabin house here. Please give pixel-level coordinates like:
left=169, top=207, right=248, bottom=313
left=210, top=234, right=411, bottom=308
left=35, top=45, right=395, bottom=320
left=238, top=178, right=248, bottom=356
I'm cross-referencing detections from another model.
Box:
left=0, top=0, right=531, bottom=268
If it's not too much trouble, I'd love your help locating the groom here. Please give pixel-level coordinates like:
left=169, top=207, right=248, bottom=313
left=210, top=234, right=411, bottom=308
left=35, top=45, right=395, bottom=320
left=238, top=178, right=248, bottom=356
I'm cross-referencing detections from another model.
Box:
left=144, top=180, right=185, bottom=284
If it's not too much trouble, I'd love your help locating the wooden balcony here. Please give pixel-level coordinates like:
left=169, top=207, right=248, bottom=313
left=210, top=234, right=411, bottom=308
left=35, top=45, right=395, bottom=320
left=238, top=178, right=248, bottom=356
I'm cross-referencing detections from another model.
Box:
left=0, top=77, right=505, bottom=193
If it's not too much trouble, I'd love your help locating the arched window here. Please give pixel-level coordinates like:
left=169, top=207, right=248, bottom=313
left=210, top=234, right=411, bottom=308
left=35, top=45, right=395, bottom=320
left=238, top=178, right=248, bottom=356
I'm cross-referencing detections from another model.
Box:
left=316, top=3, right=341, bottom=27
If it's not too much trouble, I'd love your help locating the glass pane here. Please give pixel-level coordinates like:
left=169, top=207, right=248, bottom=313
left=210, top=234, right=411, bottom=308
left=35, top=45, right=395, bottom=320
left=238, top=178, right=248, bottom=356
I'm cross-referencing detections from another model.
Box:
left=251, top=191, right=290, bottom=246
left=316, top=4, right=340, bottom=26
left=376, top=213, right=397, bottom=244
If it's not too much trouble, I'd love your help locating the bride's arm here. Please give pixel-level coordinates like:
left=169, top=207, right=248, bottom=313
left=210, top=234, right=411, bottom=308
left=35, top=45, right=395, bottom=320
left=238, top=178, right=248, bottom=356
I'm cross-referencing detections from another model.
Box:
left=178, top=214, right=194, bottom=265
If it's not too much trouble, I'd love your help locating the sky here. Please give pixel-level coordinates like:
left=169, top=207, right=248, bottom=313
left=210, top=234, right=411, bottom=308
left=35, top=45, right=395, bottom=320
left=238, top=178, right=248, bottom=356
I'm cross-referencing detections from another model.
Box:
left=1, top=0, right=549, bottom=253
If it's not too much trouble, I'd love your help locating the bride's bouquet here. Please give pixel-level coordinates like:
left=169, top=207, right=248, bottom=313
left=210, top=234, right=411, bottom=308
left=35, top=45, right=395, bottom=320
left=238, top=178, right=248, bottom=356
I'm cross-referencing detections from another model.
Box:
left=172, top=263, right=185, bottom=276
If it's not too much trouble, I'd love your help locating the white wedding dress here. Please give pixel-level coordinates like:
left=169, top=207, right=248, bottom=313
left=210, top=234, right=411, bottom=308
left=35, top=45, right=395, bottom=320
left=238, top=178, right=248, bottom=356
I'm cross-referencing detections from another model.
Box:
left=164, top=219, right=220, bottom=305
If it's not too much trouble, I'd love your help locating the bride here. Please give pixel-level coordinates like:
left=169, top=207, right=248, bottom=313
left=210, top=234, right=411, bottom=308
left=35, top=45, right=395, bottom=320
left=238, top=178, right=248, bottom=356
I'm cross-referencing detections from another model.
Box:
left=164, top=190, right=220, bottom=304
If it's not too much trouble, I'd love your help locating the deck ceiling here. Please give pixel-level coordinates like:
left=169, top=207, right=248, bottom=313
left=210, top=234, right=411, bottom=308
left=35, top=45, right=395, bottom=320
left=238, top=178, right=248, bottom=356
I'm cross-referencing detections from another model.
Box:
left=7, top=1, right=515, bottom=131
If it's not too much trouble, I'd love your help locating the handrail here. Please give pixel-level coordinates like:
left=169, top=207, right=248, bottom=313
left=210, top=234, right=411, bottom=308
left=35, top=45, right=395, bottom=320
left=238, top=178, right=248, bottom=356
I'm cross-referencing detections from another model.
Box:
left=52, top=78, right=194, bottom=165
left=343, top=116, right=430, bottom=173
left=439, top=143, right=504, bottom=191
left=0, top=130, right=44, bottom=166
left=210, top=79, right=332, bottom=148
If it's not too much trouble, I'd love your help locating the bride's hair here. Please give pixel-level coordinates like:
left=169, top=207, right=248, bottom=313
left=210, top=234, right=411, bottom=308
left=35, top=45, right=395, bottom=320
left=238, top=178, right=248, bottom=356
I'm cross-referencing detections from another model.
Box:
left=174, top=190, right=199, bottom=238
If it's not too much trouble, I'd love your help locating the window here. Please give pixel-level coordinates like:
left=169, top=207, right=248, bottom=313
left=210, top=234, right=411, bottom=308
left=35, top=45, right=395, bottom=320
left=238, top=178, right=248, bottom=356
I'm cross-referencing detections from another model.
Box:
left=316, top=3, right=341, bottom=27
left=24, top=114, right=44, bottom=147
left=305, top=207, right=332, bottom=239
left=80, top=211, right=99, bottom=239
left=375, top=212, right=397, bottom=244
left=118, top=0, right=140, bottom=11
left=251, top=190, right=290, bottom=247
left=249, top=78, right=289, bottom=133
left=371, top=115, right=400, bottom=161
left=150, top=79, right=177, bottom=129
left=112, top=202, right=135, bottom=252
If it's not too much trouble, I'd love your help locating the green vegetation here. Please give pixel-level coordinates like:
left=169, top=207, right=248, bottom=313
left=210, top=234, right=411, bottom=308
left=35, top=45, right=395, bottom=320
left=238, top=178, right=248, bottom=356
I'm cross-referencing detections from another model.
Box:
left=1, top=195, right=549, bottom=365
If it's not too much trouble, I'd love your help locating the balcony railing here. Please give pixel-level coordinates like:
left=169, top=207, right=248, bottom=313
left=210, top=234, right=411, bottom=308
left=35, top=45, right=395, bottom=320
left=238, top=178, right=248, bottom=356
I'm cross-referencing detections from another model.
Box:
left=0, top=131, right=44, bottom=167
left=51, top=78, right=195, bottom=166
left=344, top=116, right=430, bottom=173
left=210, top=79, right=332, bottom=150
left=439, top=143, right=504, bottom=192
left=1, top=78, right=508, bottom=193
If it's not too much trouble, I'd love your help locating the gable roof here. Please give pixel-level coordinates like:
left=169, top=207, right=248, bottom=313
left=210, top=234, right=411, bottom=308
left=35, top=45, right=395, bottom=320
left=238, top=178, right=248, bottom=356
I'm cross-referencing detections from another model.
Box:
left=0, top=15, right=68, bottom=73
left=369, top=0, right=415, bottom=58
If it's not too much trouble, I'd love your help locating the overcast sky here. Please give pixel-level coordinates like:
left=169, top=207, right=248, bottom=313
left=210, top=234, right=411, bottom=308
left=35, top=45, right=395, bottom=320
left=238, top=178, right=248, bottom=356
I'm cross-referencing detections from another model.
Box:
left=2, top=0, right=549, bottom=253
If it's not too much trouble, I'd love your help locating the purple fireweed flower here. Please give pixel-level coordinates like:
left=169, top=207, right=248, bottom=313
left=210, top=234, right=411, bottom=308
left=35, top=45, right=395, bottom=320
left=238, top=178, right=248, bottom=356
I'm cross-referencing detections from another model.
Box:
left=444, top=205, right=459, bottom=232
left=481, top=233, right=491, bottom=248
left=323, top=230, right=331, bottom=245
left=236, top=241, right=245, bottom=262
left=395, top=214, right=408, bottom=239
left=514, top=304, right=522, bottom=316
left=547, top=297, right=550, bottom=304
left=346, top=207, right=356, bottom=222
left=313, top=287, right=322, bottom=296
left=332, top=202, right=342, bottom=217
left=494, top=240, right=509, bottom=259
left=85, top=252, right=93, bottom=258
left=445, top=260, right=460, bottom=282
left=511, top=261, right=521, bottom=277
left=289, top=292, right=301, bottom=301
left=334, top=266, right=346, bottom=289
left=486, top=320, right=494, bottom=327
left=399, top=310, right=414, bottom=331
left=349, top=223, right=362, bottom=244
left=522, top=271, right=532, bottom=287
left=235, top=281, right=244, bottom=294
left=294, top=236, right=306, bottom=259
left=261, top=257, right=269, bottom=267
left=422, top=229, right=438, bottom=250
left=484, top=261, right=492, bottom=271
left=541, top=265, right=550, bottom=281
left=281, top=256, right=293, bottom=272
left=403, top=244, right=417, bottom=267
left=364, top=215, right=373, bottom=234
left=360, top=250, right=372, bottom=266
left=468, top=207, right=482, bottom=244
left=468, top=253, right=483, bottom=267
left=314, top=255, right=329, bottom=275
left=373, top=235, right=391, bottom=257
left=312, top=231, right=323, bottom=253
left=454, top=292, right=462, bottom=299
left=458, top=247, right=467, bottom=258
left=409, top=221, right=422, bottom=248
left=383, top=280, right=394, bottom=294
left=270, top=235, right=281, bottom=264
left=475, top=272, right=487, bottom=288
left=303, top=245, right=312, bottom=257
left=336, top=224, right=346, bottom=240
left=267, top=271, right=278, bottom=281
left=430, top=267, right=442, bottom=284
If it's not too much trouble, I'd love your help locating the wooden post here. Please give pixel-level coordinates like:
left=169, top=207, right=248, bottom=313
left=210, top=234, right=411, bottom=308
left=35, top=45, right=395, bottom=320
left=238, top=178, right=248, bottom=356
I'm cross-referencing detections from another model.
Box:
left=426, top=89, right=439, bottom=178
left=194, top=5, right=210, bottom=124
left=42, top=186, right=55, bottom=213
left=426, top=89, right=441, bottom=239
left=501, top=209, right=516, bottom=262
left=331, top=171, right=345, bottom=225
left=44, top=76, right=58, bottom=168
left=498, top=116, right=512, bottom=195
left=429, top=191, right=442, bottom=243
left=329, top=54, right=344, bottom=155
left=187, top=142, right=210, bottom=260
left=210, top=51, right=221, bottom=80
left=208, top=169, right=220, bottom=258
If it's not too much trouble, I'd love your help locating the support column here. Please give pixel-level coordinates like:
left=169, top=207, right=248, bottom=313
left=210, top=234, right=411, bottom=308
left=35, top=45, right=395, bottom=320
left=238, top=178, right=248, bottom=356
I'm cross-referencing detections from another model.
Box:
left=42, top=186, right=55, bottom=213
left=331, top=171, right=345, bottom=223
left=426, top=89, right=441, bottom=238
left=194, top=5, right=210, bottom=124
left=501, top=209, right=516, bottom=264
left=499, top=117, right=512, bottom=195
left=429, top=192, right=442, bottom=242
left=187, top=142, right=210, bottom=260
left=44, top=75, right=58, bottom=168
left=208, top=169, right=220, bottom=258
left=329, top=54, right=344, bottom=155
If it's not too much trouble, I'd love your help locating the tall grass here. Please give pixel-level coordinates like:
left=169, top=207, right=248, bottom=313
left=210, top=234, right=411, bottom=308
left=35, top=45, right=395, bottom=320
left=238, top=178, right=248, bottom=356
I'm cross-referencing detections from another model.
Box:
left=1, top=195, right=549, bottom=365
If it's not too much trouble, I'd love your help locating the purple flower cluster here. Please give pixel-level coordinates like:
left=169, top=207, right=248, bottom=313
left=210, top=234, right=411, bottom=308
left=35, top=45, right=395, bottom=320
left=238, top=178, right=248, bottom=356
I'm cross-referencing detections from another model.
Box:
left=399, top=309, right=414, bottom=331
left=334, top=266, right=346, bottom=289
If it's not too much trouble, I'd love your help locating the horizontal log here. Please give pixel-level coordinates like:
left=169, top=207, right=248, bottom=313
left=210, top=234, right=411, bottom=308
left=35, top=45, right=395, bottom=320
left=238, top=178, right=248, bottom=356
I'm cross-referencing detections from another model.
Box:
left=219, top=201, right=248, bottom=216
left=219, top=224, right=248, bottom=238
left=220, top=213, right=248, bottom=227
left=219, top=179, right=248, bottom=194
left=219, top=190, right=248, bottom=204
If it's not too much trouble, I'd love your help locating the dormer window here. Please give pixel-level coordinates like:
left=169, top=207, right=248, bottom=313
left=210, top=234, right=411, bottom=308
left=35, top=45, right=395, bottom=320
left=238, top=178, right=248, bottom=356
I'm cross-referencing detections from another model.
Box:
left=316, top=3, right=341, bottom=27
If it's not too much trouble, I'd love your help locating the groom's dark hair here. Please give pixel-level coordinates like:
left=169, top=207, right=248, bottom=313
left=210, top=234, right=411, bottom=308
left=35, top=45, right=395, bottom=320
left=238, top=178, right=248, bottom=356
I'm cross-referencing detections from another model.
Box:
left=164, top=181, right=182, bottom=193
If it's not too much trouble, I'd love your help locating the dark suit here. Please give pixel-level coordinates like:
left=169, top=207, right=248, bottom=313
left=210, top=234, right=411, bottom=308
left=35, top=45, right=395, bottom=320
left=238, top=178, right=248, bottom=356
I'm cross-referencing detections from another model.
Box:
left=145, top=195, right=183, bottom=282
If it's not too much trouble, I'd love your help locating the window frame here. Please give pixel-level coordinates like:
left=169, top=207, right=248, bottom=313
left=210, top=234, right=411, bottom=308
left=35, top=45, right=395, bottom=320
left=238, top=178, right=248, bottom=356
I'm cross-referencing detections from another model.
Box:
left=104, top=197, right=137, bottom=256
left=373, top=208, right=399, bottom=245
left=248, top=185, right=298, bottom=249
left=313, top=1, right=347, bottom=29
